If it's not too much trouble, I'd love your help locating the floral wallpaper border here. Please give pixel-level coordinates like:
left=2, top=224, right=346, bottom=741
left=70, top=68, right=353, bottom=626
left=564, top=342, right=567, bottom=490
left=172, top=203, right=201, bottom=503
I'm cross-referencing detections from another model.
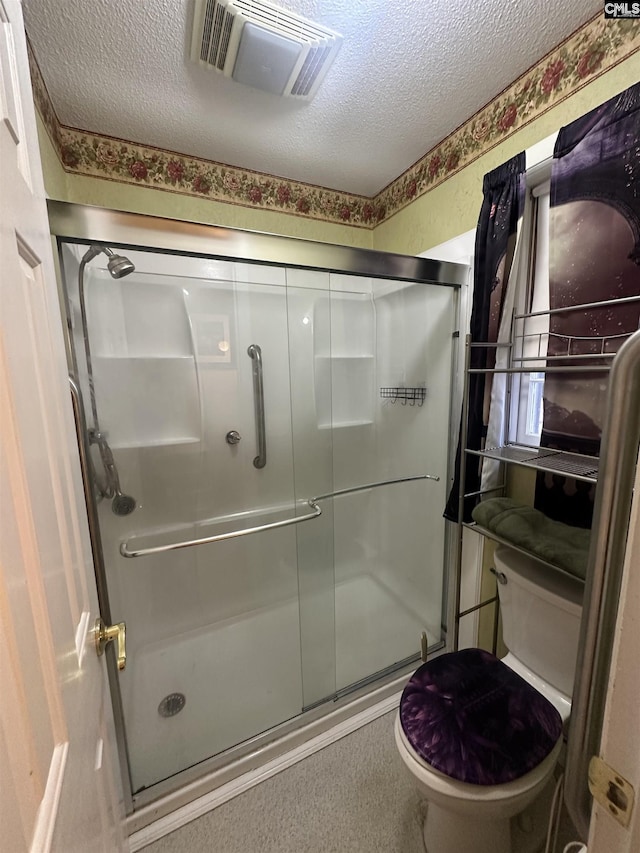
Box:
left=375, top=15, right=639, bottom=224
left=29, top=14, right=639, bottom=230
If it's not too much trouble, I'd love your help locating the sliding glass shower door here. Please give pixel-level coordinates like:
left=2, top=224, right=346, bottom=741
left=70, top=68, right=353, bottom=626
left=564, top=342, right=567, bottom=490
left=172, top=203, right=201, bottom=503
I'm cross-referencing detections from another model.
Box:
left=292, top=275, right=455, bottom=704
left=59, top=239, right=457, bottom=798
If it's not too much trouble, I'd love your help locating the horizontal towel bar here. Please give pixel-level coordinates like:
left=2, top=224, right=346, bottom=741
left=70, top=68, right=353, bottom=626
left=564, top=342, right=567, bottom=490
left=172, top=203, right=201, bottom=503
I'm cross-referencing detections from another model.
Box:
left=120, top=473, right=439, bottom=558
left=312, top=473, right=439, bottom=503
left=120, top=501, right=322, bottom=558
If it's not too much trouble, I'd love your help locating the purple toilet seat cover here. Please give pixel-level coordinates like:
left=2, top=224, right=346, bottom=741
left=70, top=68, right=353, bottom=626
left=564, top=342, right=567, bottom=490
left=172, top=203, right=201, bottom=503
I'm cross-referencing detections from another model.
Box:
left=400, top=649, right=563, bottom=786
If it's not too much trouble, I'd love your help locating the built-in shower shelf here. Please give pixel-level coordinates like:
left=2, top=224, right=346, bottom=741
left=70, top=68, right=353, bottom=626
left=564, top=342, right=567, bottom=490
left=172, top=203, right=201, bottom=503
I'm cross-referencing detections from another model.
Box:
left=317, top=418, right=373, bottom=430
left=93, top=354, right=195, bottom=361
left=92, top=355, right=201, bottom=449
left=314, top=352, right=374, bottom=429
left=111, top=436, right=201, bottom=450
left=314, top=354, right=374, bottom=360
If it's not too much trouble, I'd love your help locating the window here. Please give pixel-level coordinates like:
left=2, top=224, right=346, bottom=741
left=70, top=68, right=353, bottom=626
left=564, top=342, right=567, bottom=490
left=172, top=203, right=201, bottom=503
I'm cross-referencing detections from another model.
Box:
left=513, top=180, right=550, bottom=446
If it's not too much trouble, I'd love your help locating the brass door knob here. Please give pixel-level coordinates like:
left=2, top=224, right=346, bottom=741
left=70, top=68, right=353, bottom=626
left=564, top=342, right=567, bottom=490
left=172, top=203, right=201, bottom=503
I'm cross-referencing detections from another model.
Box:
left=95, top=618, right=126, bottom=670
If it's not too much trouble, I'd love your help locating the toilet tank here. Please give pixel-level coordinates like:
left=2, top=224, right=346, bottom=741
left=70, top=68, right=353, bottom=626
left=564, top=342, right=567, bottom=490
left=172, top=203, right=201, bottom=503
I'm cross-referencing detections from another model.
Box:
left=495, top=545, right=584, bottom=697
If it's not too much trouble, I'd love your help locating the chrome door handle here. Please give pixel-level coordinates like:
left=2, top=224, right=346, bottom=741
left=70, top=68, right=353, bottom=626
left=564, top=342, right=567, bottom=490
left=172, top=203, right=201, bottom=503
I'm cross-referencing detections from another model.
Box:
left=95, top=618, right=127, bottom=670
left=247, top=344, right=266, bottom=469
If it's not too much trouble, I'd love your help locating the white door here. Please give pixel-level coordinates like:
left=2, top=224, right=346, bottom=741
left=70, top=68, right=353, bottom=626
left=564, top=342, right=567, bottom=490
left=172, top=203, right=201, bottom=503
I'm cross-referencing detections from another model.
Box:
left=588, top=456, right=640, bottom=852
left=0, top=1, right=126, bottom=850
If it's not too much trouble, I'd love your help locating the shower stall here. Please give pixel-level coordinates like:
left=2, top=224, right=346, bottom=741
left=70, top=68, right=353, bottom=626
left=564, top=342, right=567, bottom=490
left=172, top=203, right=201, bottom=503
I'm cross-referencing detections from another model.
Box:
left=51, top=202, right=466, bottom=813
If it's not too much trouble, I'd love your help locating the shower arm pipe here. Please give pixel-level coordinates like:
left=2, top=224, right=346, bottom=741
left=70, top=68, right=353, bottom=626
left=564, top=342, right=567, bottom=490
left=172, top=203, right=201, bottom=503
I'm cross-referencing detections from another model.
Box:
left=248, top=344, right=266, bottom=469
left=119, top=473, right=439, bottom=558
left=564, top=327, right=640, bottom=839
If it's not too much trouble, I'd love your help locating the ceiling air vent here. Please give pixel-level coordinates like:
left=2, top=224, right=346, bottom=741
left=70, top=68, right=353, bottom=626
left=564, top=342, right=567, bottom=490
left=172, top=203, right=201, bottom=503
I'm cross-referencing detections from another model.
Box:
left=191, top=0, right=342, bottom=100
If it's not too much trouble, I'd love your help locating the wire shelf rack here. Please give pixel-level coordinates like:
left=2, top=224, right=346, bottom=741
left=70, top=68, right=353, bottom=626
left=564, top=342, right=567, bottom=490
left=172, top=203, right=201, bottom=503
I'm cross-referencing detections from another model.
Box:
left=379, top=386, right=426, bottom=406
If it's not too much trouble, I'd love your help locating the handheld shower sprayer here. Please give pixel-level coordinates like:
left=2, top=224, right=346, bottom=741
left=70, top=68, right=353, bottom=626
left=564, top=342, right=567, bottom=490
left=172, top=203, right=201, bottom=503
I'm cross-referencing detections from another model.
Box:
left=79, top=245, right=137, bottom=516
left=89, top=429, right=138, bottom=516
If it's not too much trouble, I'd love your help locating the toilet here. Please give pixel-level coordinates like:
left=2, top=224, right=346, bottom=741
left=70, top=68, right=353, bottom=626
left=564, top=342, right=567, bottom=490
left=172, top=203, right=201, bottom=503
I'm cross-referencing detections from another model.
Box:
left=395, top=545, right=584, bottom=853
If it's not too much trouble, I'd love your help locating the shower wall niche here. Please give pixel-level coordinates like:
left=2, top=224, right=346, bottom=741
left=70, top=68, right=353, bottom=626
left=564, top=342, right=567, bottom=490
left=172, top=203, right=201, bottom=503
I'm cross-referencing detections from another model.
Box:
left=313, top=288, right=375, bottom=429
left=56, top=222, right=463, bottom=808
left=89, top=276, right=201, bottom=448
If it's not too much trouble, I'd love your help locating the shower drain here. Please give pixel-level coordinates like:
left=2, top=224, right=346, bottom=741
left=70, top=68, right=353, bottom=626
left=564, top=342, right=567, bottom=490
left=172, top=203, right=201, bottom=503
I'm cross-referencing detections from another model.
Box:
left=158, top=692, right=186, bottom=718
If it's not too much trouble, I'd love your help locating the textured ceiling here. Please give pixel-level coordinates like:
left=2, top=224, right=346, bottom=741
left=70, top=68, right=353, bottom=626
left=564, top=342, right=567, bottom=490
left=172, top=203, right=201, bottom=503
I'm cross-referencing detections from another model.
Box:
left=24, top=0, right=602, bottom=196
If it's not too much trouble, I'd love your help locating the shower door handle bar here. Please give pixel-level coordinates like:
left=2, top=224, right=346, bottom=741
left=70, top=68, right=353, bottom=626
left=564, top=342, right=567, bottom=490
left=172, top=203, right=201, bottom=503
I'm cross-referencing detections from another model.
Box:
left=312, top=473, right=439, bottom=503
left=248, top=344, right=266, bottom=469
left=564, top=327, right=640, bottom=839
left=120, top=473, right=439, bottom=558
left=120, top=501, right=323, bottom=558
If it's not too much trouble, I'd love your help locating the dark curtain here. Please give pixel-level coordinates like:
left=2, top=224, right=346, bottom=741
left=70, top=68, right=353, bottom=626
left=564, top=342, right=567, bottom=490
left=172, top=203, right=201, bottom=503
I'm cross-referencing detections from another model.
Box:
left=535, top=82, right=640, bottom=527
left=444, top=153, right=525, bottom=522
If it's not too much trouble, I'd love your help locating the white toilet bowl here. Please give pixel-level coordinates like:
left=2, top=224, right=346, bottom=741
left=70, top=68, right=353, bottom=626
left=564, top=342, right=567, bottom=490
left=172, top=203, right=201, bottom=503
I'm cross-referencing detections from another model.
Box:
left=395, top=546, right=583, bottom=853
left=395, top=714, right=561, bottom=853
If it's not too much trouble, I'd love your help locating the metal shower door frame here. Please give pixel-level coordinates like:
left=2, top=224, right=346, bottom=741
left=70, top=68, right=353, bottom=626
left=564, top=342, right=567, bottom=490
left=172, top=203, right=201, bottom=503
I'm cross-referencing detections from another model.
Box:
left=49, top=201, right=466, bottom=818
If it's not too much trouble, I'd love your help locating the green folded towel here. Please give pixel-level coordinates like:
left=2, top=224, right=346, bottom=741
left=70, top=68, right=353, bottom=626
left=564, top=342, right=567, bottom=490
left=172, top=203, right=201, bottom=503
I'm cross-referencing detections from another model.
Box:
left=471, top=497, right=590, bottom=580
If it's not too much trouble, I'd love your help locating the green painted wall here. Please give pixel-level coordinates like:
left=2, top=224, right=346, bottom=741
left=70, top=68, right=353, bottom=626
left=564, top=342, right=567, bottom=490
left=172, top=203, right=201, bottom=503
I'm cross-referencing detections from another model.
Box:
left=37, top=115, right=68, bottom=200
left=373, top=53, right=640, bottom=255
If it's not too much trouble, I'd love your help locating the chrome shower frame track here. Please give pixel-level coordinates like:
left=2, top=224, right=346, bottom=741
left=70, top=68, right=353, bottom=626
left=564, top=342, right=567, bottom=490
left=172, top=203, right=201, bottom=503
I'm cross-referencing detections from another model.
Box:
left=47, top=201, right=467, bottom=287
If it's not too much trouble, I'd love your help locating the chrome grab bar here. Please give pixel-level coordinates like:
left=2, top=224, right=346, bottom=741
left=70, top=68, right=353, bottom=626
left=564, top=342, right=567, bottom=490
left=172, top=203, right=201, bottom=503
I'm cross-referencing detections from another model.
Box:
left=564, top=327, right=640, bottom=839
left=119, top=473, right=439, bottom=558
left=248, top=344, right=266, bottom=469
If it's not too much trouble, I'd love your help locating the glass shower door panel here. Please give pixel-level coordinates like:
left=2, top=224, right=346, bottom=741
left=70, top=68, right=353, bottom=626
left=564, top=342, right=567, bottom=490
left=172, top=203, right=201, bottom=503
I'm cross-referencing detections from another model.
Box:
left=285, top=270, right=336, bottom=709
left=123, top=527, right=303, bottom=792
left=329, top=278, right=456, bottom=691
left=64, top=244, right=306, bottom=793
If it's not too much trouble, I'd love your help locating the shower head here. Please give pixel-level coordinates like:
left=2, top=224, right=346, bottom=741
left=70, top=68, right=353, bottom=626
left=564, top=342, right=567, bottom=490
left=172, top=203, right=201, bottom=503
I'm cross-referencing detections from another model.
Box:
left=105, top=249, right=136, bottom=279
left=82, top=244, right=136, bottom=278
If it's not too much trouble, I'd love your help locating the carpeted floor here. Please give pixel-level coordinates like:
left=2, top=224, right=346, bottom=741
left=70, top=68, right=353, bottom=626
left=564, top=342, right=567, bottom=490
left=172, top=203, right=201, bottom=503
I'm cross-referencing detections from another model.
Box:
left=141, top=711, right=425, bottom=852
left=141, top=710, right=582, bottom=853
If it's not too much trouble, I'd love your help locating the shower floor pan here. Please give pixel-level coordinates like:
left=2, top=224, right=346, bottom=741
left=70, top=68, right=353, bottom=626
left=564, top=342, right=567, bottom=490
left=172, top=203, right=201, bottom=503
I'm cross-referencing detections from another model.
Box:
left=123, top=573, right=436, bottom=794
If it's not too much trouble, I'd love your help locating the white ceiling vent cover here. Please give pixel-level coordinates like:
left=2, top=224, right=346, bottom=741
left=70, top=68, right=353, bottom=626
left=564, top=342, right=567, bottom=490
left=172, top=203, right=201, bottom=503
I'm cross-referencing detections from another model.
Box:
left=191, top=0, right=342, bottom=100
